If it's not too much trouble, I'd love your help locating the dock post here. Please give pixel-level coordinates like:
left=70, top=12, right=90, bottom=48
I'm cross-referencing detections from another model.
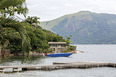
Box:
left=113, top=64, right=116, bottom=67
left=85, top=65, right=87, bottom=68
left=13, top=68, right=14, bottom=72
left=17, top=68, right=19, bottom=72
left=2, top=69, right=4, bottom=73
left=97, top=65, right=99, bottom=67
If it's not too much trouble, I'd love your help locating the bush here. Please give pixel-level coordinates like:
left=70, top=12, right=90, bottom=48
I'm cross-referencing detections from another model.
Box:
left=63, top=45, right=76, bottom=53
left=69, top=46, right=76, bottom=51
left=44, top=48, right=53, bottom=53
left=63, top=48, right=71, bottom=53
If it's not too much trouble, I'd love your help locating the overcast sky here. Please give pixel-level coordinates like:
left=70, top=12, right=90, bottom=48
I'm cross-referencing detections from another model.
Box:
left=26, top=0, right=116, bottom=21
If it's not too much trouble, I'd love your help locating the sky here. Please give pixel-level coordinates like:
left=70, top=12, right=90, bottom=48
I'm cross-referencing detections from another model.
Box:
left=26, top=0, right=116, bottom=21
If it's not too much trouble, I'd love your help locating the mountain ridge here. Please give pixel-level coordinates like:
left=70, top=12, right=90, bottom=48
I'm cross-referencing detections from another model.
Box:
left=40, top=11, right=116, bottom=44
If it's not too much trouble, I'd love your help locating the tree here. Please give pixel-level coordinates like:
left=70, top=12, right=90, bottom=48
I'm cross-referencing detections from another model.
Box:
left=0, top=0, right=30, bottom=56
left=0, top=0, right=28, bottom=17
left=0, top=0, right=72, bottom=58
left=25, top=16, right=40, bottom=28
left=65, top=35, right=72, bottom=46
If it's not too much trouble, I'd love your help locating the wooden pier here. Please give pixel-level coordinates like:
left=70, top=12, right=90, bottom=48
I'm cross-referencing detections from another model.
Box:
left=0, top=61, right=116, bottom=73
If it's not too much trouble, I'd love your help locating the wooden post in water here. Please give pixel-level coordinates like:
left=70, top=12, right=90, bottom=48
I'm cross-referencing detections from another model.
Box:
left=85, top=65, right=87, bottom=68
left=2, top=68, right=4, bottom=73
left=17, top=68, right=19, bottom=72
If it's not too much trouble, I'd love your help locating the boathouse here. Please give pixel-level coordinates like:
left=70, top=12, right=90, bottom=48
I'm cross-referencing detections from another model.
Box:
left=48, top=42, right=68, bottom=53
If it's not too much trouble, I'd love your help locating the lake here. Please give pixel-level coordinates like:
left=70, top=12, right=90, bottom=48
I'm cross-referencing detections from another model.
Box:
left=0, top=45, right=116, bottom=77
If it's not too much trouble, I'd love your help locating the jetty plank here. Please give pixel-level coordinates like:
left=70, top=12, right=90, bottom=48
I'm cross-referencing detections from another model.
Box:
left=0, top=62, right=116, bottom=73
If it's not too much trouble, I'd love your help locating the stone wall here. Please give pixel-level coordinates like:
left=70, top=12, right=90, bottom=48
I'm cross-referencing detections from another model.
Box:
left=50, top=47, right=68, bottom=53
left=0, top=49, right=10, bottom=57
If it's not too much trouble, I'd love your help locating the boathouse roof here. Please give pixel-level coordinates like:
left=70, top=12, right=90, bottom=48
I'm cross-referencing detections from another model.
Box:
left=48, top=42, right=66, bottom=44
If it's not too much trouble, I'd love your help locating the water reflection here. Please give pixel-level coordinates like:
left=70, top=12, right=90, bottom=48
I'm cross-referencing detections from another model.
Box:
left=1, top=68, right=116, bottom=77
left=0, top=56, right=45, bottom=66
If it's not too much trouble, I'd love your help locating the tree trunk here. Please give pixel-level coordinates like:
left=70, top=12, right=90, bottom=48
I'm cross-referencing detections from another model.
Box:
left=0, top=45, right=1, bottom=51
left=0, top=45, right=1, bottom=57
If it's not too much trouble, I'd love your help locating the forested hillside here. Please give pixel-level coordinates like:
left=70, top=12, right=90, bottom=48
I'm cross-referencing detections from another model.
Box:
left=41, top=11, right=116, bottom=44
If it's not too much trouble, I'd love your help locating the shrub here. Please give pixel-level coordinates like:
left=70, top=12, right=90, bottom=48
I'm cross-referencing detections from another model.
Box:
left=69, top=46, right=76, bottom=51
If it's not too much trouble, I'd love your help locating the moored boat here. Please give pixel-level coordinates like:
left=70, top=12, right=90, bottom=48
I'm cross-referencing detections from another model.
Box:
left=45, top=53, right=72, bottom=57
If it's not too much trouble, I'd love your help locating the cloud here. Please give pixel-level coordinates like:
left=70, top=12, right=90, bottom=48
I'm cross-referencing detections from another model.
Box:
left=26, top=0, right=116, bottom=21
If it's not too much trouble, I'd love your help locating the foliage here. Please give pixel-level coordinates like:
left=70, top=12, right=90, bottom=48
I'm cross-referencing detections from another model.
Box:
left=63, top=48, right=71, bottom=53
left=63, top=45, right=76, bottom=53
left=0, top=0, right=30, bottom=56
left=1, top=16, right=67, bottom=54
left=69, top=45, right=76, bottom=51
left=44, top=48, right=53, bottom=53
left=65, top=35, right=72, bottom=46
left=0, top=0, right=71, bottom=56
left=0, top=0, right=28, bottom=17
left=25, top=16, right=40, bottom=28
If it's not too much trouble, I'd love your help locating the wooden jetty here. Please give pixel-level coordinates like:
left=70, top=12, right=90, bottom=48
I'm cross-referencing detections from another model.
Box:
left=0, top=61, right=116, bottom=73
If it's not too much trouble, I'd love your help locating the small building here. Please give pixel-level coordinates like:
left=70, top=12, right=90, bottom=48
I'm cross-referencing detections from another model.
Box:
left=48, top=42, right=68, bottom=53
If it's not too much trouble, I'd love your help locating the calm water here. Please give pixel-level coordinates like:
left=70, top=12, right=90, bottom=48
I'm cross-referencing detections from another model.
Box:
left=0, top=45, right=116, bottom=77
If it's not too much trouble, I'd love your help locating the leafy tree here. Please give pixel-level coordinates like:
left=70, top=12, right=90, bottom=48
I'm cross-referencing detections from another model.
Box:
left=0, top=0, right=30, bottom=56
left=25, top=16, right=40, bottom=28
left=0, top=0, right=28, bottom=17
left=0, top=0, right=72, bottom=57
left=65, top=35, right=72, bottom=46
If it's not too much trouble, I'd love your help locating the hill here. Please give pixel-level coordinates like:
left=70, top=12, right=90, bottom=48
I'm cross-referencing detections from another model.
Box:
left=40, top=11, right=116, bottom=44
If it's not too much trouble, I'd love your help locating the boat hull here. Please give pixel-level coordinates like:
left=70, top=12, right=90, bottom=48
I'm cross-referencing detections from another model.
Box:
left=46, top=53, right=72, bottom=57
